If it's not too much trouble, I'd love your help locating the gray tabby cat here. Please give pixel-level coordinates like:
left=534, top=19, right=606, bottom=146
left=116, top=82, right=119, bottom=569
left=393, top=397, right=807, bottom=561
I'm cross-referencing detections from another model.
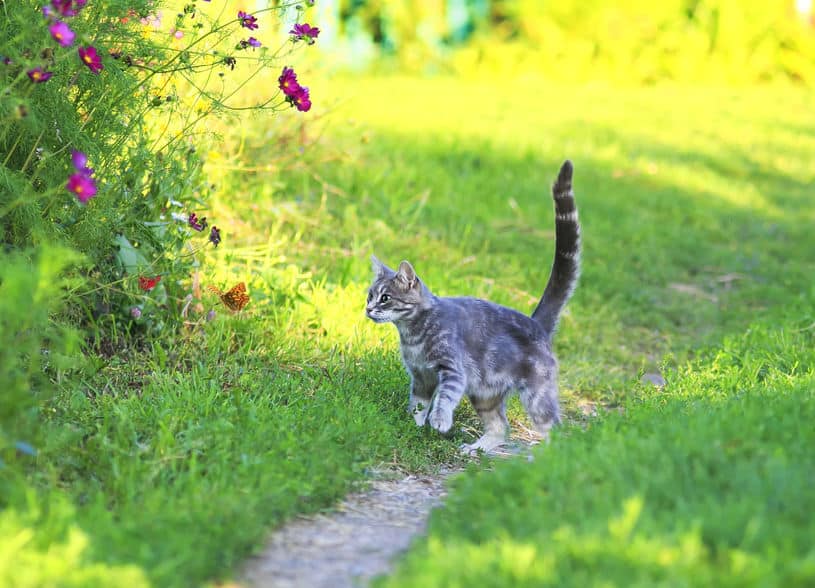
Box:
left=366, top=160, right=580, bottom=453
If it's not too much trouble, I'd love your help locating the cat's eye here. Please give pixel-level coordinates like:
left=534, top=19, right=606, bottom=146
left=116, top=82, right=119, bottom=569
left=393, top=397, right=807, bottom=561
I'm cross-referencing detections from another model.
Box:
left=379, top=294, right=390, bottom=303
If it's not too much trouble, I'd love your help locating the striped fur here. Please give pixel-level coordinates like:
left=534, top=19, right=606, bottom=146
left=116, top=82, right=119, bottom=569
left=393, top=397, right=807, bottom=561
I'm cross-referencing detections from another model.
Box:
left=531, top=160, right=581, bottom=340
left=366, top=160, right=581, bottom=454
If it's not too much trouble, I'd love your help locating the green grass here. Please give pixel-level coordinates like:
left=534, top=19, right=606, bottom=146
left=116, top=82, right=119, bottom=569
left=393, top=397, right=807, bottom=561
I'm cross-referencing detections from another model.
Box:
left=8, top=328, right=458, bottom=587
left=7, top=76, right=815, bottom=586
left=378, top=326, right=815, bottom=587
left=225, top=76, right=815, bottom=410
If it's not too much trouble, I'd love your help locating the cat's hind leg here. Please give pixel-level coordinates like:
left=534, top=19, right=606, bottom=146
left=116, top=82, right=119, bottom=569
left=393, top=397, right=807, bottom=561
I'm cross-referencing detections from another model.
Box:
left=519, top=372, right=561, bottom=442
left=460, top=394, right=509, bottom=455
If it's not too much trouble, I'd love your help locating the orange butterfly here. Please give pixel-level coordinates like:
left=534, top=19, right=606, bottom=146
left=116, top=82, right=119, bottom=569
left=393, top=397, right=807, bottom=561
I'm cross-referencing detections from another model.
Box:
left=207, top=282, right=249, bottom=312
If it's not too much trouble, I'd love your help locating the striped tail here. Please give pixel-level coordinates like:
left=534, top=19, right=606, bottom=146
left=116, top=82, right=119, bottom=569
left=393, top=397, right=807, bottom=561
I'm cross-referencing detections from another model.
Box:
left=531, top=160, right=581, bottom=340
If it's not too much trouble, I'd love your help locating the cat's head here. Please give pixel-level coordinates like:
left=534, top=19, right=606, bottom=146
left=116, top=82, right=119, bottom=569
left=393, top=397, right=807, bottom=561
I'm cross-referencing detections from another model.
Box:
left=366, top=255, right=426, bottom=323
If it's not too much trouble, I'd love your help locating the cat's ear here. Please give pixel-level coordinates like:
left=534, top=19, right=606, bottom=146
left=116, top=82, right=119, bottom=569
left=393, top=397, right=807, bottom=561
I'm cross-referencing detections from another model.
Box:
left=371, top=254, right=387, bottom=278
left=396, top=260, right=417, bottom=289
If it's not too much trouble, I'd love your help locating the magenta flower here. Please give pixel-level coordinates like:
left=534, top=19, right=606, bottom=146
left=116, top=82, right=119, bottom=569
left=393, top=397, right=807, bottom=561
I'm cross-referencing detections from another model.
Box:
left=188, top=212, right=208, bottom=232
left=240, top=37, right=262, bottom=49
left=131, top=307, right=142, bottom=319
left=50, top=0, right=85, bottom=17
left=278, top=66, right=300, bottom=97
left=78, top=46, right=103, bottom=74
left=27, top=67, right=53, bottom=83
left=71, top=150, right=93, bottom=175
left=49, top=21, right=75, bottom=47
left=49, top=0, right=73, bottom=17
left=67, top=173, right=97, bottom=204
left=238, top=10, right=258, bottom=30
left=291, top=86, right=312, bottom=112
left=209, top=226, right=221, bottom=247
left=289, top=23, right=320, bottom=44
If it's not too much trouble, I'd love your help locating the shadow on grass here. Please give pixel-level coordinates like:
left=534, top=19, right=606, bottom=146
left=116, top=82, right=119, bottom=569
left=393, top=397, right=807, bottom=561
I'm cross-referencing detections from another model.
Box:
left=229, top=119, right=814, bottom=405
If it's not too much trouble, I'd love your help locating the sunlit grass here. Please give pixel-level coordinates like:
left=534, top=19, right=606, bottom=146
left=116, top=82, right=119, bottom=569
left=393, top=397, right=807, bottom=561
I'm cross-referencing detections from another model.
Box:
left=208, top=74, right=815, bottom=403
left=379, top=325, right=815, bottom=587
left=20, top=73, right=815, bottom=586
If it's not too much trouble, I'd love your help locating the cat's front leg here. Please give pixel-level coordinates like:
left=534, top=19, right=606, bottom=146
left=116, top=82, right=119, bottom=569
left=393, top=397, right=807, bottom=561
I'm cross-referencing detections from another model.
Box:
left=408, top=395, right=430, bottom=426
left=408, top=371, right=435, bottom=426
left=427, top=367, right=465, bottom=435
left=408, top=389, right=431, bottom=426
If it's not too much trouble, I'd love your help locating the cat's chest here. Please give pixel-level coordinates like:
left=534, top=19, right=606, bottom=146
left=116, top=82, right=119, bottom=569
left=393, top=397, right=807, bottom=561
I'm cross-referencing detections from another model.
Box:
left=399, top=340, right=432, bottom=370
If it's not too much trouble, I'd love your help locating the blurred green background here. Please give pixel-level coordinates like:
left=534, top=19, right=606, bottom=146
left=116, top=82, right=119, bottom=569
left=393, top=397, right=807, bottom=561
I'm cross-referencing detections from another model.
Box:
left=299, top=0, right=815, bottom=83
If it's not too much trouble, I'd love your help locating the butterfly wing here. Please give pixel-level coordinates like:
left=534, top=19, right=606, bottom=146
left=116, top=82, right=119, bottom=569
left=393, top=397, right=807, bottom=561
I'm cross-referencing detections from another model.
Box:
left=222, top=282, right=249, bottom=311
left=208, top=283, right=248, bottom=311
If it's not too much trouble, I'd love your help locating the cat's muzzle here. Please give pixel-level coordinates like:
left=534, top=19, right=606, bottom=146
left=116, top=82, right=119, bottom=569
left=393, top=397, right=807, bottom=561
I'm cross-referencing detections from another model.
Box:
left=365, top=309, right=389, bottom=323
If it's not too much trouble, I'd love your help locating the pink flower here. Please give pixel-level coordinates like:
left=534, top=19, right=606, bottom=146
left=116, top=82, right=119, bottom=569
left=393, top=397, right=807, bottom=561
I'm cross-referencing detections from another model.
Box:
left=238, top=10, right=258, bottom=30
left=239, top=37, right=262, bottom=49
left=278, top=67, right=313, bottom=111
left=27, top=67, right=53, bottom=83
left=278, top=66, right=300, bottom=97
left=209, top=226, right=221, bottom=247
left=49, top=21, right=75, bottom=47
left=67, top=173, right=97, bottom=203
left=78, top=46, right=103, bottom=74
left=188, top=212, right=208, bottom=232
left=291, top=86, right=312, bottom=112
left=49, top=0, right=85, bottom=17
left=71, top=149, right=93, bottom=175
left=289, top=23, right=320, bottom=44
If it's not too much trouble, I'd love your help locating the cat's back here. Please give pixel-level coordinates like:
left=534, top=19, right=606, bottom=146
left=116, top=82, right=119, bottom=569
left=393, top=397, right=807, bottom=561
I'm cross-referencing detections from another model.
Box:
left=429, top=295, right=551, bottom=388
left=436, top=295, right=546, bottom=343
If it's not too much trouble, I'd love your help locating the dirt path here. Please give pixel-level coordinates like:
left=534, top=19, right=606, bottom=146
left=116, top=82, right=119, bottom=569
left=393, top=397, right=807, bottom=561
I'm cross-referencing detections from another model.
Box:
left=239, top=468, right=458, bottom=588
left=238, top=426, right=541, bottom=588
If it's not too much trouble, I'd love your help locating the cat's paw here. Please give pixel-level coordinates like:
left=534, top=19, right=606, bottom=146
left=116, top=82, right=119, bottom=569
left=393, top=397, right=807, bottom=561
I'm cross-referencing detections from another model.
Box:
left=409, top=399, right=430, bottom=426
left=427, top=408, right=453, bottom=435
left=412, top=405, right=429, bottom=426
left=459, top=435, right=506, bottom=455
left=459, top=443, right=480, bottom=456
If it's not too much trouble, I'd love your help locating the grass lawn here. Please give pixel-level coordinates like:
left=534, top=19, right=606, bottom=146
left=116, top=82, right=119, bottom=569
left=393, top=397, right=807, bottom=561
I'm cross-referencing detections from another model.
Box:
left=5, top=75, right=814, bottom=586
left=379, top=327, right=815, bottom=587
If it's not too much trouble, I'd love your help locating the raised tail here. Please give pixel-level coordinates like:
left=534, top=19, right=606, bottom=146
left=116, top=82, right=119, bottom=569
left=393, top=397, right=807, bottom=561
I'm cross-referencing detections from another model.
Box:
left=531, top=160, right=581, bottom=339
